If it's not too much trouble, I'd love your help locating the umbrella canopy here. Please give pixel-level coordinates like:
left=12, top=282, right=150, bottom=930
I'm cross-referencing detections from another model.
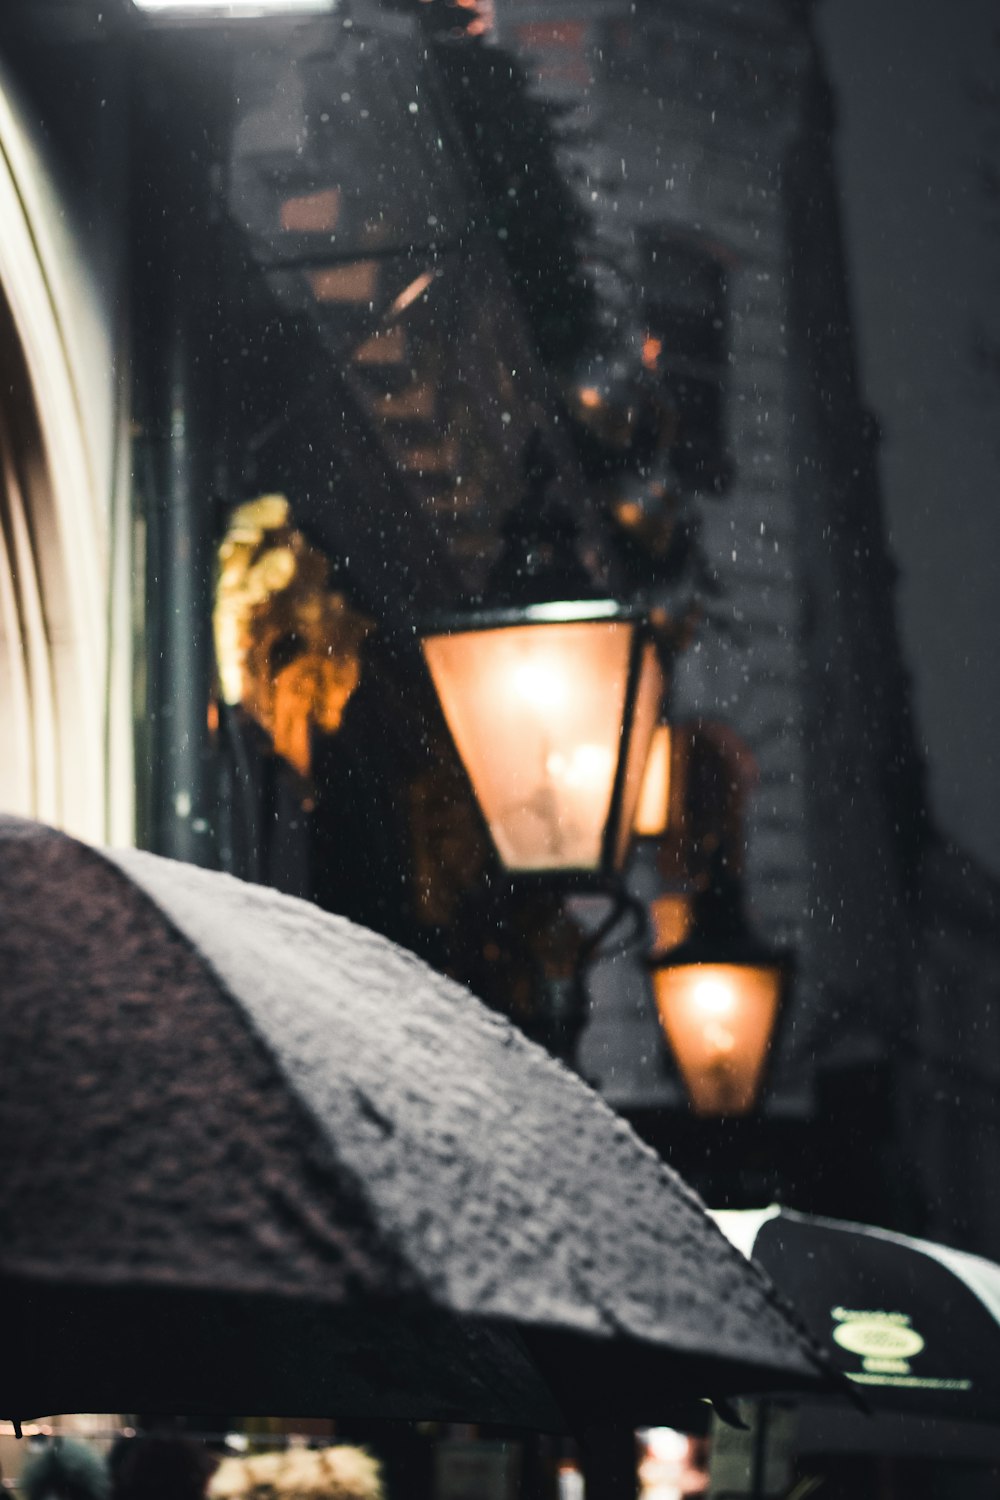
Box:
left=0, top=816, right=831, bottom=1425
left=715, top=1205, right=1000, bottom=1457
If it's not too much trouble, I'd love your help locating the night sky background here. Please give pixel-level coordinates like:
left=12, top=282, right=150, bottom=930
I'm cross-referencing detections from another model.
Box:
left=819, top=0, right=1000, bottom=877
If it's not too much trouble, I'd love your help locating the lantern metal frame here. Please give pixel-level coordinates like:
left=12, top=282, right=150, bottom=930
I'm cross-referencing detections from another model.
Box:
left=632, top=720, right=675, bottom=841
left=420, top=596, right=663, bottom=890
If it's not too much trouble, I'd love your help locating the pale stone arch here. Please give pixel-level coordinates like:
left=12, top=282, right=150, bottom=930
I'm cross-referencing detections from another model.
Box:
left=0, top=68, right=132, bottom=845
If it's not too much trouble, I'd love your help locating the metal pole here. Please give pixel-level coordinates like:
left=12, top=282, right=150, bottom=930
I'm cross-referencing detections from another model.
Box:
left=131, top=37, right=229, bottom=866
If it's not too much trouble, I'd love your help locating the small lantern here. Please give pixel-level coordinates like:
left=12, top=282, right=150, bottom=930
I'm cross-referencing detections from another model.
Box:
left=421, top=435, right=665, bottom=878
left=648, top=858, right=789, bottom=1116
left=634, top=723, right=672, bottom=837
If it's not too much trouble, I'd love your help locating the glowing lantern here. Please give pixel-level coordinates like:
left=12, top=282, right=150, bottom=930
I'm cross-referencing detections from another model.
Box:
left=648, top=861, right=788, bottom=1116
left=421, top=434, right=665, bottom=878
left=423, top=604, right=661, bottom=875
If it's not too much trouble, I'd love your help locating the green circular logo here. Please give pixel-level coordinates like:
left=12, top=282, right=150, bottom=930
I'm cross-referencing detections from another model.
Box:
left=833, top=1318, right=925, bottom=1360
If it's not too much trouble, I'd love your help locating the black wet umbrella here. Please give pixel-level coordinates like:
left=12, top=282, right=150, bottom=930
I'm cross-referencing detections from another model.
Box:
left=0, top=817, right=831, bottom=1426
left=716, top=1205, right=1000, bottom=1459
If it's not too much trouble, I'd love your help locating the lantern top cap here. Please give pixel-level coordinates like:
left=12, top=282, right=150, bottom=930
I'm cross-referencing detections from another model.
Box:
left=421, top=597, right=644, bottom=638
left=647, top=850, right=792, bottom=971
left=647, top=930, right=792, bottom=973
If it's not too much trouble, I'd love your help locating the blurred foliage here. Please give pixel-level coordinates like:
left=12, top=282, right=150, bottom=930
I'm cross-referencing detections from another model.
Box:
left=384, top=0, right=730, bottom=614
left=387, top=0, right=601, bottom=373
left=213, top=496, right=370, bottom=782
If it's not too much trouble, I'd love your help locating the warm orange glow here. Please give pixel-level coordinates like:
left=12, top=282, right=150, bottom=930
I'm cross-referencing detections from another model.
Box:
left=270, top=654, right=359, bottom=778
left=642, top=334, right=663, bottom=370
left=374, top=382, right=436, bottom=420
left=213, top=496, right=369, bottom=780
left=615, top=499, right=644, bottom=529
left=649, top=893, right=691, bottom=951
left=280, top=188, right=341, bottom=234
left=404, top=440, right=457, bottom=475
left=613, top=641, right=663, bottom=868
left=422, top=620, right=661, bottom=873
left=389, top=270, right=435, bottom=317
left=354, top=325, right=406, bottom=365
left=577, top=385, right=603, bottom=410
left=307, top=260, right=378, bottom=304
left=652, top=962, right=781, bottom=1116
left=635, top=723, right=671, bottom=835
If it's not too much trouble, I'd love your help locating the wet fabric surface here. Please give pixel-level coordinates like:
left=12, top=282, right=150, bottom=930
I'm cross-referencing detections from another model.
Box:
left=0, top=816, right=831, bottom=1417
left=0, top=816, right=404, bottom=1301
left=720, top=1205, right=1000, bottom=1438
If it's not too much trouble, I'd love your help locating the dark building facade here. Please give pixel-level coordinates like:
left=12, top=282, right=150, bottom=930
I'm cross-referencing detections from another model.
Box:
left=496, top=0, right=924, bottom=1167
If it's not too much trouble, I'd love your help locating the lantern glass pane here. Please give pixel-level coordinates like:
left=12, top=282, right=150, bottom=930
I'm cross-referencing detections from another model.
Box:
left=613, top=643, right=664, bottom=868
left=649, top=893, right=691, bottom=951
left=423, top=620, right=634, bottom=872
left=652, top=961, right=781, bottom=1116
left=634, top=723, right=672, bottom=836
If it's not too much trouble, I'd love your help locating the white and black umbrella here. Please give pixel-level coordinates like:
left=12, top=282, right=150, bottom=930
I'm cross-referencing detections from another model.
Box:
left=0, top=817, right=832, bottom=1427
left=715, top=1204, right=1000, bottom=1459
